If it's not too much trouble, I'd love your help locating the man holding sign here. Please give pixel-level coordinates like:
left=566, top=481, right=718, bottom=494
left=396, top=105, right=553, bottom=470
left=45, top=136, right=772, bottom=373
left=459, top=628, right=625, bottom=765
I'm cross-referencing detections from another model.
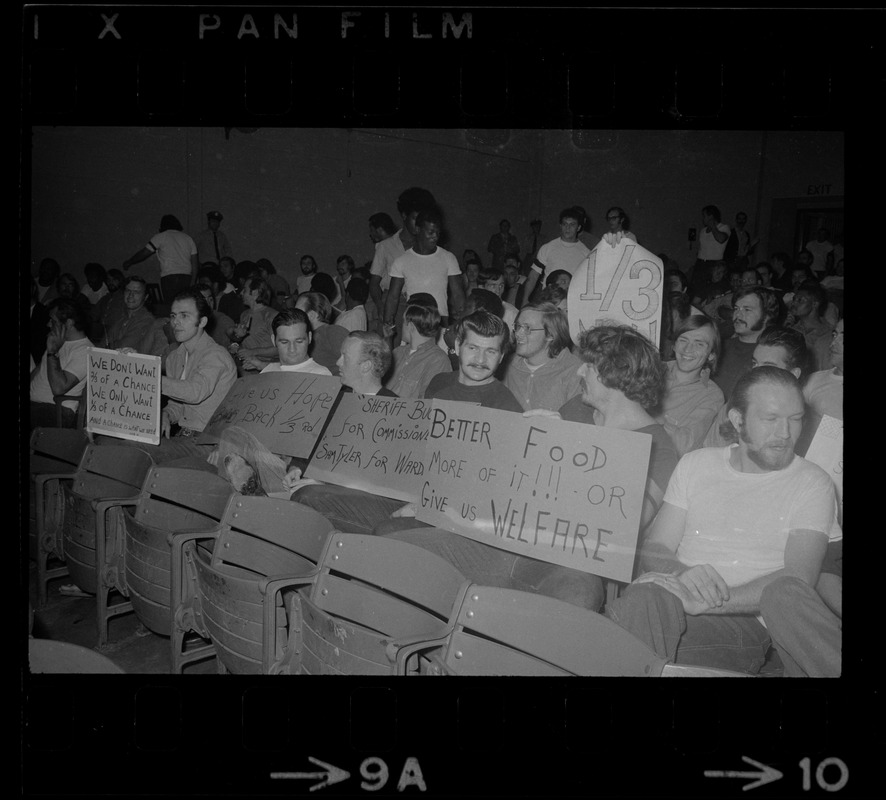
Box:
left=385, top=323, right=677, bottom=612
left=607, top=367, right=842, bottom=676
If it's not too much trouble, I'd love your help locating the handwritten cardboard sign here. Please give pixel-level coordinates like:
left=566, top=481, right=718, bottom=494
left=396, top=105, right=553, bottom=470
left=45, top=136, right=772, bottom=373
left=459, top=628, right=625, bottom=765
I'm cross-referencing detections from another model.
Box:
left=198, top=372, right=341, bottom=459
left=416, top=400, right=652, bottom=583
left=804, top=414, right=843, bottom=526
left=85, top=347, right=161, bottom=445
left=567, top=237, right=663, bottom=348
left=305, top=393, right=432, bottom=502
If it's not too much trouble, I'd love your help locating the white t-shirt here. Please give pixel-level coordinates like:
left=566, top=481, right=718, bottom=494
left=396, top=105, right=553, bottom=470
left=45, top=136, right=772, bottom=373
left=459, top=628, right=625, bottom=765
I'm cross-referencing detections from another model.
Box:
left=666, top=445, right=839, bottom=588
left=260, top=359, right=332, bottom=376
left=805, top=239, right=834, bottom=274
left=148, top=230, right=197, bottom=277
left=370, top=230, right=408, bottom=293
left=29, top=337, right=91, bottom=410
left=336, top=305, right=367, bottom=332
left=389, top=246, right=461, bottom=317
left=532, top=237, right=592, bottom=277
left=698, top=223, right=732, bottom=261
left=81, top=284, right=109, bottom=304
left=802, top=369, right=843, bottom=420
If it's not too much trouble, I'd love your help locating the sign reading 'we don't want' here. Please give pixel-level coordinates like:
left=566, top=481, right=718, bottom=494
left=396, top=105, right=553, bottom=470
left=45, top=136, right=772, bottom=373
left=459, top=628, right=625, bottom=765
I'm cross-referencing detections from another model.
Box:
left=86, top=347, right=161, bottom=445
left=416, top=401, right=653, bottom=583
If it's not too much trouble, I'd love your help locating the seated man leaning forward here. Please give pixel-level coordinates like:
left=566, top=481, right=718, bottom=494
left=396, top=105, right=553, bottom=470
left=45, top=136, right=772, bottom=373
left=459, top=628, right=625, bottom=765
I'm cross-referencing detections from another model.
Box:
left=98, top=288, right=237, bottom=462
left=289, top=309, right=522, bottom=532
left=606, top=366, right=842, bottom=676
left=382, top=323, right=678, bottom=613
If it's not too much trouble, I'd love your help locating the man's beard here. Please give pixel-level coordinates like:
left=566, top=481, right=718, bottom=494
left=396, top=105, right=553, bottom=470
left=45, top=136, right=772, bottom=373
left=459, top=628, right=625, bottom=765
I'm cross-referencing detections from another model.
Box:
left=739, top=424, right=794, bottom=471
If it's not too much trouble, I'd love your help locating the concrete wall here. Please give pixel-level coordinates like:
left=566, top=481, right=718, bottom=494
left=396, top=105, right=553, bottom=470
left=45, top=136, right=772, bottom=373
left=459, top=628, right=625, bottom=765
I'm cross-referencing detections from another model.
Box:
left=29, top=126, right=843, bottom=287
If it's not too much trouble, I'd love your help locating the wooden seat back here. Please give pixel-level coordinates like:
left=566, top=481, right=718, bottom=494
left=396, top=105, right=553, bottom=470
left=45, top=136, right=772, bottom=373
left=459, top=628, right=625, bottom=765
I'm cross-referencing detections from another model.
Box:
left=191, top=495, right=335, bottom=674
left=61, top=445, right=154, bottom=595
left=294, top=533, right=469, bottom=675
left=123, top=466, right=233, bottom=635
left=431, top=585, right=670, bottom=677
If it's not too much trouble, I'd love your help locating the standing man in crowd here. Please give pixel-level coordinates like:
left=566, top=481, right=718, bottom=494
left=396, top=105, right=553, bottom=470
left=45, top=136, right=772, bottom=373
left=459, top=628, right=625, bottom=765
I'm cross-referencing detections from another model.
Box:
left=690, top=205, right=731, bottom=303
left=196, top=211, right=233, bottom=266
left=521, top=207, right=592, bottom=304
left=487, top=219, right=521, bottom=269
left=805, top=228, right=834, bottom=279
left=787, top=281, right=834, bottom=372
left=384, top=206, right=465, bottom=336
left=370, top=187, right=437, bottom=342
left=122, top=214, right=198, bottom=303
left=607, top=367, right=841, bottom=676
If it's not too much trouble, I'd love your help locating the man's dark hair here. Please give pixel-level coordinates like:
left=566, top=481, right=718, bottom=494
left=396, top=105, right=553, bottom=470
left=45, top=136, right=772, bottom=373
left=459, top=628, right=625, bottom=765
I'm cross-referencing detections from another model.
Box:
left=369, top=212, right=397, bottom=235
left=173, top=287, right=212, bottom=322
left=770, top=251, right=791, bottom=268
left=702, top=205, right=721, bottom=223
left=310, top=272, right=337, bottom=303
left=545, top=269, right=572, bottom=288
left=728, top=365, right=803, bottom=420
left=478, top=266, right=505, bottom=286
left=39, top=258, right=61, bottom=280
left=106, top=268, right=125, bottom=284
left=794, top=280, right=828, bottom=317
left=665, top=268, right=688, bottom=293
left=404, top=303, right=442, bottom=338
left=47, top=297, right=88, bottom=333
left=197, top=264, right=224, bottom=287
left=607, top=206, right=630, bottom=229
left=454, top=309, right=511, bottom=356
left=159, top=214, right=183, bottom=232
left=256, top=257, right=277, bottom=276
left=406, top=293, right=438, bottom=311
left=732, top=286, right=782, bottom=327
left=244, top=277, right=273, bottom=307
left=346, top=277, right=369, bottom=304
left=558, top=207, right=583, bottom=225
left=577, top=324, right=666, bottom=411
left=755, top=325, right=810, bottom=376
left=83, top=262, right=106, bottom=282
left=336, top=255, right=355, bottom=271
left=415, top=206, right=443, bottom=230
left=234, top=260, right=259, bottom=285
left=396, top=187, right=436, bottom=217
left=300, top=255, right=318, bottom=271
left=348, top=331, right=392, bottom=380
left=297, top=291, right=333, bottom=323
left=271, top=308, right=311, bottom=336
left=467, top=288, right=504, bottom=320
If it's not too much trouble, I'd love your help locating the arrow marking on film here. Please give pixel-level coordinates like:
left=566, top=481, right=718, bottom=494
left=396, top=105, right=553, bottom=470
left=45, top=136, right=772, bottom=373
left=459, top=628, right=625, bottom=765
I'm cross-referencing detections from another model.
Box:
left=704, top=755, right=783, bottom=791
left=271, top=757, right=351, bottom=792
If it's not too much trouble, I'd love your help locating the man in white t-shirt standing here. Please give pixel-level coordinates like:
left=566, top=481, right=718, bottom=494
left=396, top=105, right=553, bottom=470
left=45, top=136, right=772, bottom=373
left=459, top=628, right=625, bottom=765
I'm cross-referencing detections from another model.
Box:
left=805, top=228, right=834, bottom=278
left=690, top=205, right=731, bottom=304
left=384, top=206, right=465, bottom=332
left=607, top=366, right=842, bottom=676
left=521, top=206, right=592, bottom=304
left=122, top=213, right=199, bottom=303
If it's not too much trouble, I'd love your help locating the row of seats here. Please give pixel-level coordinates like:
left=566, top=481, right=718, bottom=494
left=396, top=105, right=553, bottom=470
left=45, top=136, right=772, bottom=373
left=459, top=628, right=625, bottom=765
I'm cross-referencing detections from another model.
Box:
left=29, top=429, right=745, bottom=677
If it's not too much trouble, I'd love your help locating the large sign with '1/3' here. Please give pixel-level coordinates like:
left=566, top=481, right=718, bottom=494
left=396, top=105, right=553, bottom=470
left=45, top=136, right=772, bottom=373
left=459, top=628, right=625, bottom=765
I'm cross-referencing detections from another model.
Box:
left=567, top=237, right=663, bottom=347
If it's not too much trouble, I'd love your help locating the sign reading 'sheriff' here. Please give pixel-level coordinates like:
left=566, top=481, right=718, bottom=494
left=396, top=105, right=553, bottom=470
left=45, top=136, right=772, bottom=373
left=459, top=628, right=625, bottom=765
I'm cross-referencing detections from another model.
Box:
left=416, top=400, right=652, bottom=583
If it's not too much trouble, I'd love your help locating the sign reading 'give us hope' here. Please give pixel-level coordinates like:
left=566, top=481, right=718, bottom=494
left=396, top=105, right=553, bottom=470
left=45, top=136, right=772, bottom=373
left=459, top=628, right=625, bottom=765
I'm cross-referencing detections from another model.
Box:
left=567, top=237, right=664, bottom=348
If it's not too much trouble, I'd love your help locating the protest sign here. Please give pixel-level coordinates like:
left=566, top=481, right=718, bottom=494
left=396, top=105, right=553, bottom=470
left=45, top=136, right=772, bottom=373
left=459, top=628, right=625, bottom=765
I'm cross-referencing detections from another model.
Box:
left=567, top=237, right=663, bottom=347
left=198, top=372, right=340, bottom=459
left=416, top=400, right=652, bottom=583
left=804, top=414, right=843, bottom=526
left=85, top=348, right=161, bottom=444
left=305, top=393, right=432, bottom=502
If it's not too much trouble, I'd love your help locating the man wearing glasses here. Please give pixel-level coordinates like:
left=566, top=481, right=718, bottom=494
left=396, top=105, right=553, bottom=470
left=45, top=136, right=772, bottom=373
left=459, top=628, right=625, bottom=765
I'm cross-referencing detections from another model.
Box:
left=503, top=303, right=582, bottom=411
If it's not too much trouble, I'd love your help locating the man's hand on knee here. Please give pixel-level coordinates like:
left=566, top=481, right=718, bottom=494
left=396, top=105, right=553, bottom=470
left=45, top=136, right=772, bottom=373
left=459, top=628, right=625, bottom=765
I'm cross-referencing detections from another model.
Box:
left=676, top=564, right=729, bottom=608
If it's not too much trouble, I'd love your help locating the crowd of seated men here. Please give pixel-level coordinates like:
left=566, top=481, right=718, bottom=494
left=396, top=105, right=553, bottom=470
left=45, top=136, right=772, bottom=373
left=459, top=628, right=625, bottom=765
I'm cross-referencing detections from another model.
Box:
left=29, top=195, right=843, bottom=677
